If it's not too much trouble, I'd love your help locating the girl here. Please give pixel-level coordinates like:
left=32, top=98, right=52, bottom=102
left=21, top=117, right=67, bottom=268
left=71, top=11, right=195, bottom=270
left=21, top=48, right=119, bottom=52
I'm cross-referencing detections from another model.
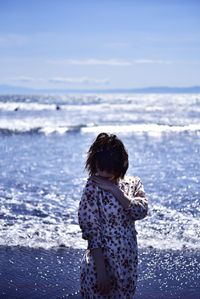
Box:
left=78, top=133, right=148, bottom=298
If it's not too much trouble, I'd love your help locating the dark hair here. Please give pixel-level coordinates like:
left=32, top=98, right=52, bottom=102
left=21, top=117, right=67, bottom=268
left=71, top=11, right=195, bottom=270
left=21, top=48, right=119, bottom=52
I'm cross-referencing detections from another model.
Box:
left=85, top=132, right=129, bottom=179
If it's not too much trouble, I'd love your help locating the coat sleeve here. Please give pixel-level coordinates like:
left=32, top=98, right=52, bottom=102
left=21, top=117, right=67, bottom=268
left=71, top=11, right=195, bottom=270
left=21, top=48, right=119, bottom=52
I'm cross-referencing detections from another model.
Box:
left=78, top=180, right=103, bottom=251
left=124, top=176, right=148, bottom=221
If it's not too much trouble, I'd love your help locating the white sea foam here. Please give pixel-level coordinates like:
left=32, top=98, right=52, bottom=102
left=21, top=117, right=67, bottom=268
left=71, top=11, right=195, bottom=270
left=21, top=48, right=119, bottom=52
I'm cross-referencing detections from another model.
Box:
left=137, top=204, right=200, bottom=251
left=0, top=193, right=199, bottom=251
left=0, top=216, right=199, bottom=251
left=0, top=93, right=199, bottom=251
left=0, top=118, right=200, bottom=135
left=0, top=93, right=200, bottom=136
left=0, top=102, right=57, bottom=111
left=81, top=123, right=200, bottom=134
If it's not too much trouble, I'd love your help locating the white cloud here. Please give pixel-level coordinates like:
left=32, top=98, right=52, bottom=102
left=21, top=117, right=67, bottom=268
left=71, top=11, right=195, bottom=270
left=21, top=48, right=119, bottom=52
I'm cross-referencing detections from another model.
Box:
left=8, top=76, right=40, bottom=82
left=49, top=59, right=132, bottom=66
left=6, top=76, right=110, bottom=85
left=8, top=77, right=47, bottom=83
left=134, top=59, right=173, bottom=64
left=49, top=77, right=110, bottom=84
left=47, top=58, right=173, bottom=66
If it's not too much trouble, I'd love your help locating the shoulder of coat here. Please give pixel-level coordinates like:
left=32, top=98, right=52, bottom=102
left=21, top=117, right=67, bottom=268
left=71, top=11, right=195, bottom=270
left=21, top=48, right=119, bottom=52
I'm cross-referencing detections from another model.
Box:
left=123, top=175, right=141, bottom=186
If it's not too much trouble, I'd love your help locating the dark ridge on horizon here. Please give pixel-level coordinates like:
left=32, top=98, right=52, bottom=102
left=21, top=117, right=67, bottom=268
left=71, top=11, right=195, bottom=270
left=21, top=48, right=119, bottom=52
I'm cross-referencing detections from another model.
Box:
left=0, top=84, right=200, bottom=95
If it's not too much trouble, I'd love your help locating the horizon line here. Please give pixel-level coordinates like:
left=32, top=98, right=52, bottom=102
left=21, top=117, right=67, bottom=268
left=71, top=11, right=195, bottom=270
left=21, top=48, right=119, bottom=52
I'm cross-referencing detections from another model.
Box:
left=1, top=84, right=200, bottom=95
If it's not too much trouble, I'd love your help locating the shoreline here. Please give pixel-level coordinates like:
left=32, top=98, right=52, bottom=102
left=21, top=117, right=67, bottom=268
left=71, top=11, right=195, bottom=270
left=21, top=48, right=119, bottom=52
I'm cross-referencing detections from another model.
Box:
left=0, top=245, right=200, bottom=299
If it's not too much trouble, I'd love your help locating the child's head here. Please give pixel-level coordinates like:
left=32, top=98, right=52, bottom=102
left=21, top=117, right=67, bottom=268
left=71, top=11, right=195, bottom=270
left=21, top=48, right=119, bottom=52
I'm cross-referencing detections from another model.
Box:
left=85, top=132, right=129, bottom=179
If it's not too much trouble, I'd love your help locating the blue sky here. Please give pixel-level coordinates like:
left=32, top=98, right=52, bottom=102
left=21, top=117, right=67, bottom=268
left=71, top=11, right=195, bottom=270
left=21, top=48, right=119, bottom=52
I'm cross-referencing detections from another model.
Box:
left=0, top=0, right=199, bottom=90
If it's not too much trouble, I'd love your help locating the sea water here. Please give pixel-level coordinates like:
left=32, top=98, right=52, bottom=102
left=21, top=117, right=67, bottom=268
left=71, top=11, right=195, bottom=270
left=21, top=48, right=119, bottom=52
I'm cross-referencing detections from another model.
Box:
left=0, top=93, right=199, bottom=251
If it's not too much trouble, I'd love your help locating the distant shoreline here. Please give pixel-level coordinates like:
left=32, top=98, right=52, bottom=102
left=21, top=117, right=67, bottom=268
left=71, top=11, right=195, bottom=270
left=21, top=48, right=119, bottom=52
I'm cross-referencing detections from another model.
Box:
left=1, top=85, right=200, bottom=95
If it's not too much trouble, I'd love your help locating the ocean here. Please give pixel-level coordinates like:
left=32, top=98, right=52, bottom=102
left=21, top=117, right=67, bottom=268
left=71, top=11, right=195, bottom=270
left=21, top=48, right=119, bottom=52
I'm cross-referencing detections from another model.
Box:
left=0, top=93, right=200, bottom=298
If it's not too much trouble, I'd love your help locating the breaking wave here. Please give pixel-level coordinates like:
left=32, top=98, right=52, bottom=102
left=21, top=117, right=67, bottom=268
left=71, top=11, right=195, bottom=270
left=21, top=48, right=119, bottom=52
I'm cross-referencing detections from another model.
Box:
left=0, top=123, right=200, bottom=135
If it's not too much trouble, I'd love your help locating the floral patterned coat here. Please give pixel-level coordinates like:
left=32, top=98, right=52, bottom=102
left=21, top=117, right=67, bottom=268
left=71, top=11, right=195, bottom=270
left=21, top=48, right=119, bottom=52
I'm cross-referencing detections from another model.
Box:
left=78, top=176, right=148, bottom=298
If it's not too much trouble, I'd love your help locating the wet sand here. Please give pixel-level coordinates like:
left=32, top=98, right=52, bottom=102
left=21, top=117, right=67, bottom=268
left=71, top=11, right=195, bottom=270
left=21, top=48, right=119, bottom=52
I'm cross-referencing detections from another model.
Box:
left=0, top=246, right=200, bottom=299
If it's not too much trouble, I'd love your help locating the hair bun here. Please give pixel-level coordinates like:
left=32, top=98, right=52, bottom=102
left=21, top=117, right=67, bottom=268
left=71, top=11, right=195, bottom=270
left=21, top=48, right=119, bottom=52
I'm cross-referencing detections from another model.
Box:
left=96, top=132, right=109, bottom=140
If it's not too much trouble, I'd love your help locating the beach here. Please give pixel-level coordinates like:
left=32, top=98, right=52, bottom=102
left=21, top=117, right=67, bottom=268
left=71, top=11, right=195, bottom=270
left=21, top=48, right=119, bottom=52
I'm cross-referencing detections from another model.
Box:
left=1, top=0, right=200, bottom=296
left=0, top=246, right=200, bottom=299
left=0, top=93, right=200, bottom=298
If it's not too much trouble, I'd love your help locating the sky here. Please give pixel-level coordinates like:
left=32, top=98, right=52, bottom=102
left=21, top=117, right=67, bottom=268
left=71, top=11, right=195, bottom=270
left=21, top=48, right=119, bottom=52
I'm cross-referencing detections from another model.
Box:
left=0, top=0, right=200, bottom=90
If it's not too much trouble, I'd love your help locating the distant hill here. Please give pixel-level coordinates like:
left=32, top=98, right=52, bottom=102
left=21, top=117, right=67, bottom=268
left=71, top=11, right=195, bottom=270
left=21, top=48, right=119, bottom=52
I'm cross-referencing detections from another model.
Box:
left=0, top=84, right=200, bottom=94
